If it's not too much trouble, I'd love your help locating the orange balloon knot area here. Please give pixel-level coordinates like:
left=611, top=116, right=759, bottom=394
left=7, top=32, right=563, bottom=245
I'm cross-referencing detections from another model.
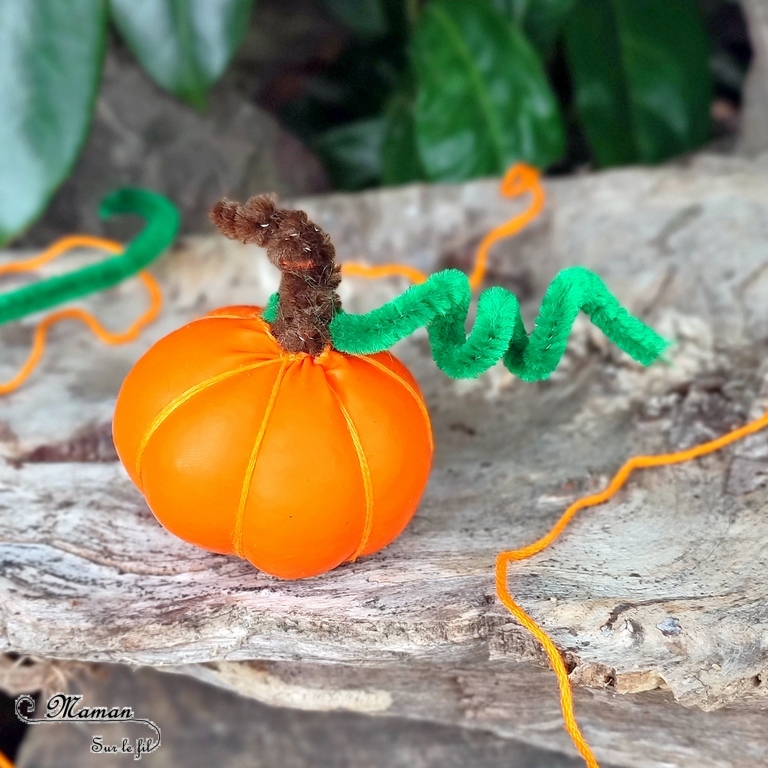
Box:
left=113, top=306, right=434, bottom=579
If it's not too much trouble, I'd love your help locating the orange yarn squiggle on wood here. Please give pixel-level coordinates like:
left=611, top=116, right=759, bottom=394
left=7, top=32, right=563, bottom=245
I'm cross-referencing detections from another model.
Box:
left=340, top=163, right=544, bottom=290
left=496, top=405, right=768, bottom=768
left=0, top=236, right=162, bottom=395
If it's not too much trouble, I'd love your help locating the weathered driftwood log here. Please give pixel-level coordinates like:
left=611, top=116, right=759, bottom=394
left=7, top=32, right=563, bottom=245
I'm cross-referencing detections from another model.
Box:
left=13, top=663, right=593, bottom=768
left=2, top=154, right=768, bottom=767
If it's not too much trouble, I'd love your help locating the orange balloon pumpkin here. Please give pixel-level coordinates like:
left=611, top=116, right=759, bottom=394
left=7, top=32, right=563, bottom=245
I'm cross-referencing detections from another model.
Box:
left=113, top=196, right=433, bottom=579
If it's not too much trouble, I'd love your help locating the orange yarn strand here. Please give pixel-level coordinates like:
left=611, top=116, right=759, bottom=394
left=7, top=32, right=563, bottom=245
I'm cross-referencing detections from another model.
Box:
left=342, top=261, right=429, bottom=285
left=0, top=750, right=13, bottom=768
left=496, top=404, right=768, bottom=768
left=340, top=163, right=544, bottom=289
left=468, top=163, right=544, bottom=291
left=0, top=236, right=162, bottom=395
left=0, top=234, right=123, bottom=276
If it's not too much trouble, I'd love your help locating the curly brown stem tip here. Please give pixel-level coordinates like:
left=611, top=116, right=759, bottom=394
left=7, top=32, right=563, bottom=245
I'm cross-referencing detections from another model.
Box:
left=211, top=195, right=341, bottom=355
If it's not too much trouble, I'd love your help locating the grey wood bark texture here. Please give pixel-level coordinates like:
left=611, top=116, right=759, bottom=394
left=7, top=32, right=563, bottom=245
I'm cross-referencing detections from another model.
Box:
left=14, top=663, right=594, bottom=768
left=2, top=154, right=768, bottom=767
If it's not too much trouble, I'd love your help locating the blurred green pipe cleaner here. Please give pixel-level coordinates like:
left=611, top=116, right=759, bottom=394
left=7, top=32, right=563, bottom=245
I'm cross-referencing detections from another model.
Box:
left=0, top=189, right=179, bottom=326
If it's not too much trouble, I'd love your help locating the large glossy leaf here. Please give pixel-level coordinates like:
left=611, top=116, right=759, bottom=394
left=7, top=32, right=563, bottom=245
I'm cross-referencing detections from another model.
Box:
left=0, top=0, right=106, bottom=246
left=564, top=0, right=712, bottom=167
left=315, top=118, right=386, bottom=190
left=411, top=0, right=564, bottom=182
left=490, top=0, right=577, bottom=58
left=109, top=0, right=254, bottom=108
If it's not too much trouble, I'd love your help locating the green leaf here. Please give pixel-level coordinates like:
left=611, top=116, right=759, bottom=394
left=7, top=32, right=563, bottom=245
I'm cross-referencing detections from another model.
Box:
left=382, top=86, right=426, bottom=186
left=0, top=0, right=106, bottom=246
left=490, top=0, right=577, bottom=58
left=411, top=0, right=564, bottom=182
left=315, top=118, right=386, bottom=190
left=109, top=0, right=255, bottom=108
left=564, top=0, right=712, bottom=167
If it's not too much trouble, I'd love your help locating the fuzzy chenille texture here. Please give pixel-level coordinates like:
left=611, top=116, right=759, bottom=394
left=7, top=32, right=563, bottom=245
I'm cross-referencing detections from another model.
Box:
left=265, top=266, right=668, bottom=381
left=0, top=189, right=179, bottom=326
left=211, top=195, right=341, bottom=355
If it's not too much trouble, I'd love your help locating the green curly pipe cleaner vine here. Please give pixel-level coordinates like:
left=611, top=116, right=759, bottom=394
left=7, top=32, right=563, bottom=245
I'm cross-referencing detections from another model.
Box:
left=263, top=266, right=668, bottom=381
left=0, top=189, right=179, bottom=326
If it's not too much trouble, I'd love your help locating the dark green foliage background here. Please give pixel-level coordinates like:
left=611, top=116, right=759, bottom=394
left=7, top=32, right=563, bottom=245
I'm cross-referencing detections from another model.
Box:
left=312, top=0, right=716, bottom=188
left=0, top=0, right=736, bottom=242
left=0, top=0, right=255, bottom=245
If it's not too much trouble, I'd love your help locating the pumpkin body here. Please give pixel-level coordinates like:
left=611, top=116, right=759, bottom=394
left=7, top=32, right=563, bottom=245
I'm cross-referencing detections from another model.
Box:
left=113, top=306, right=433, bottom=579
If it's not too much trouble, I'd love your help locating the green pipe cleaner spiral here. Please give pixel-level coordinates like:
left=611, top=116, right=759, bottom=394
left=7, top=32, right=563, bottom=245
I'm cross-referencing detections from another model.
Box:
left=264, top=266, right=668, bottom=381
left=0, top=189, right=179, bottom=326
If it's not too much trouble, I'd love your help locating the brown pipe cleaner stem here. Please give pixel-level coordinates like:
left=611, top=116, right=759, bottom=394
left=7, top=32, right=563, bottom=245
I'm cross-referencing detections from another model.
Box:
left=210, top=195, right=341, bottom=355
